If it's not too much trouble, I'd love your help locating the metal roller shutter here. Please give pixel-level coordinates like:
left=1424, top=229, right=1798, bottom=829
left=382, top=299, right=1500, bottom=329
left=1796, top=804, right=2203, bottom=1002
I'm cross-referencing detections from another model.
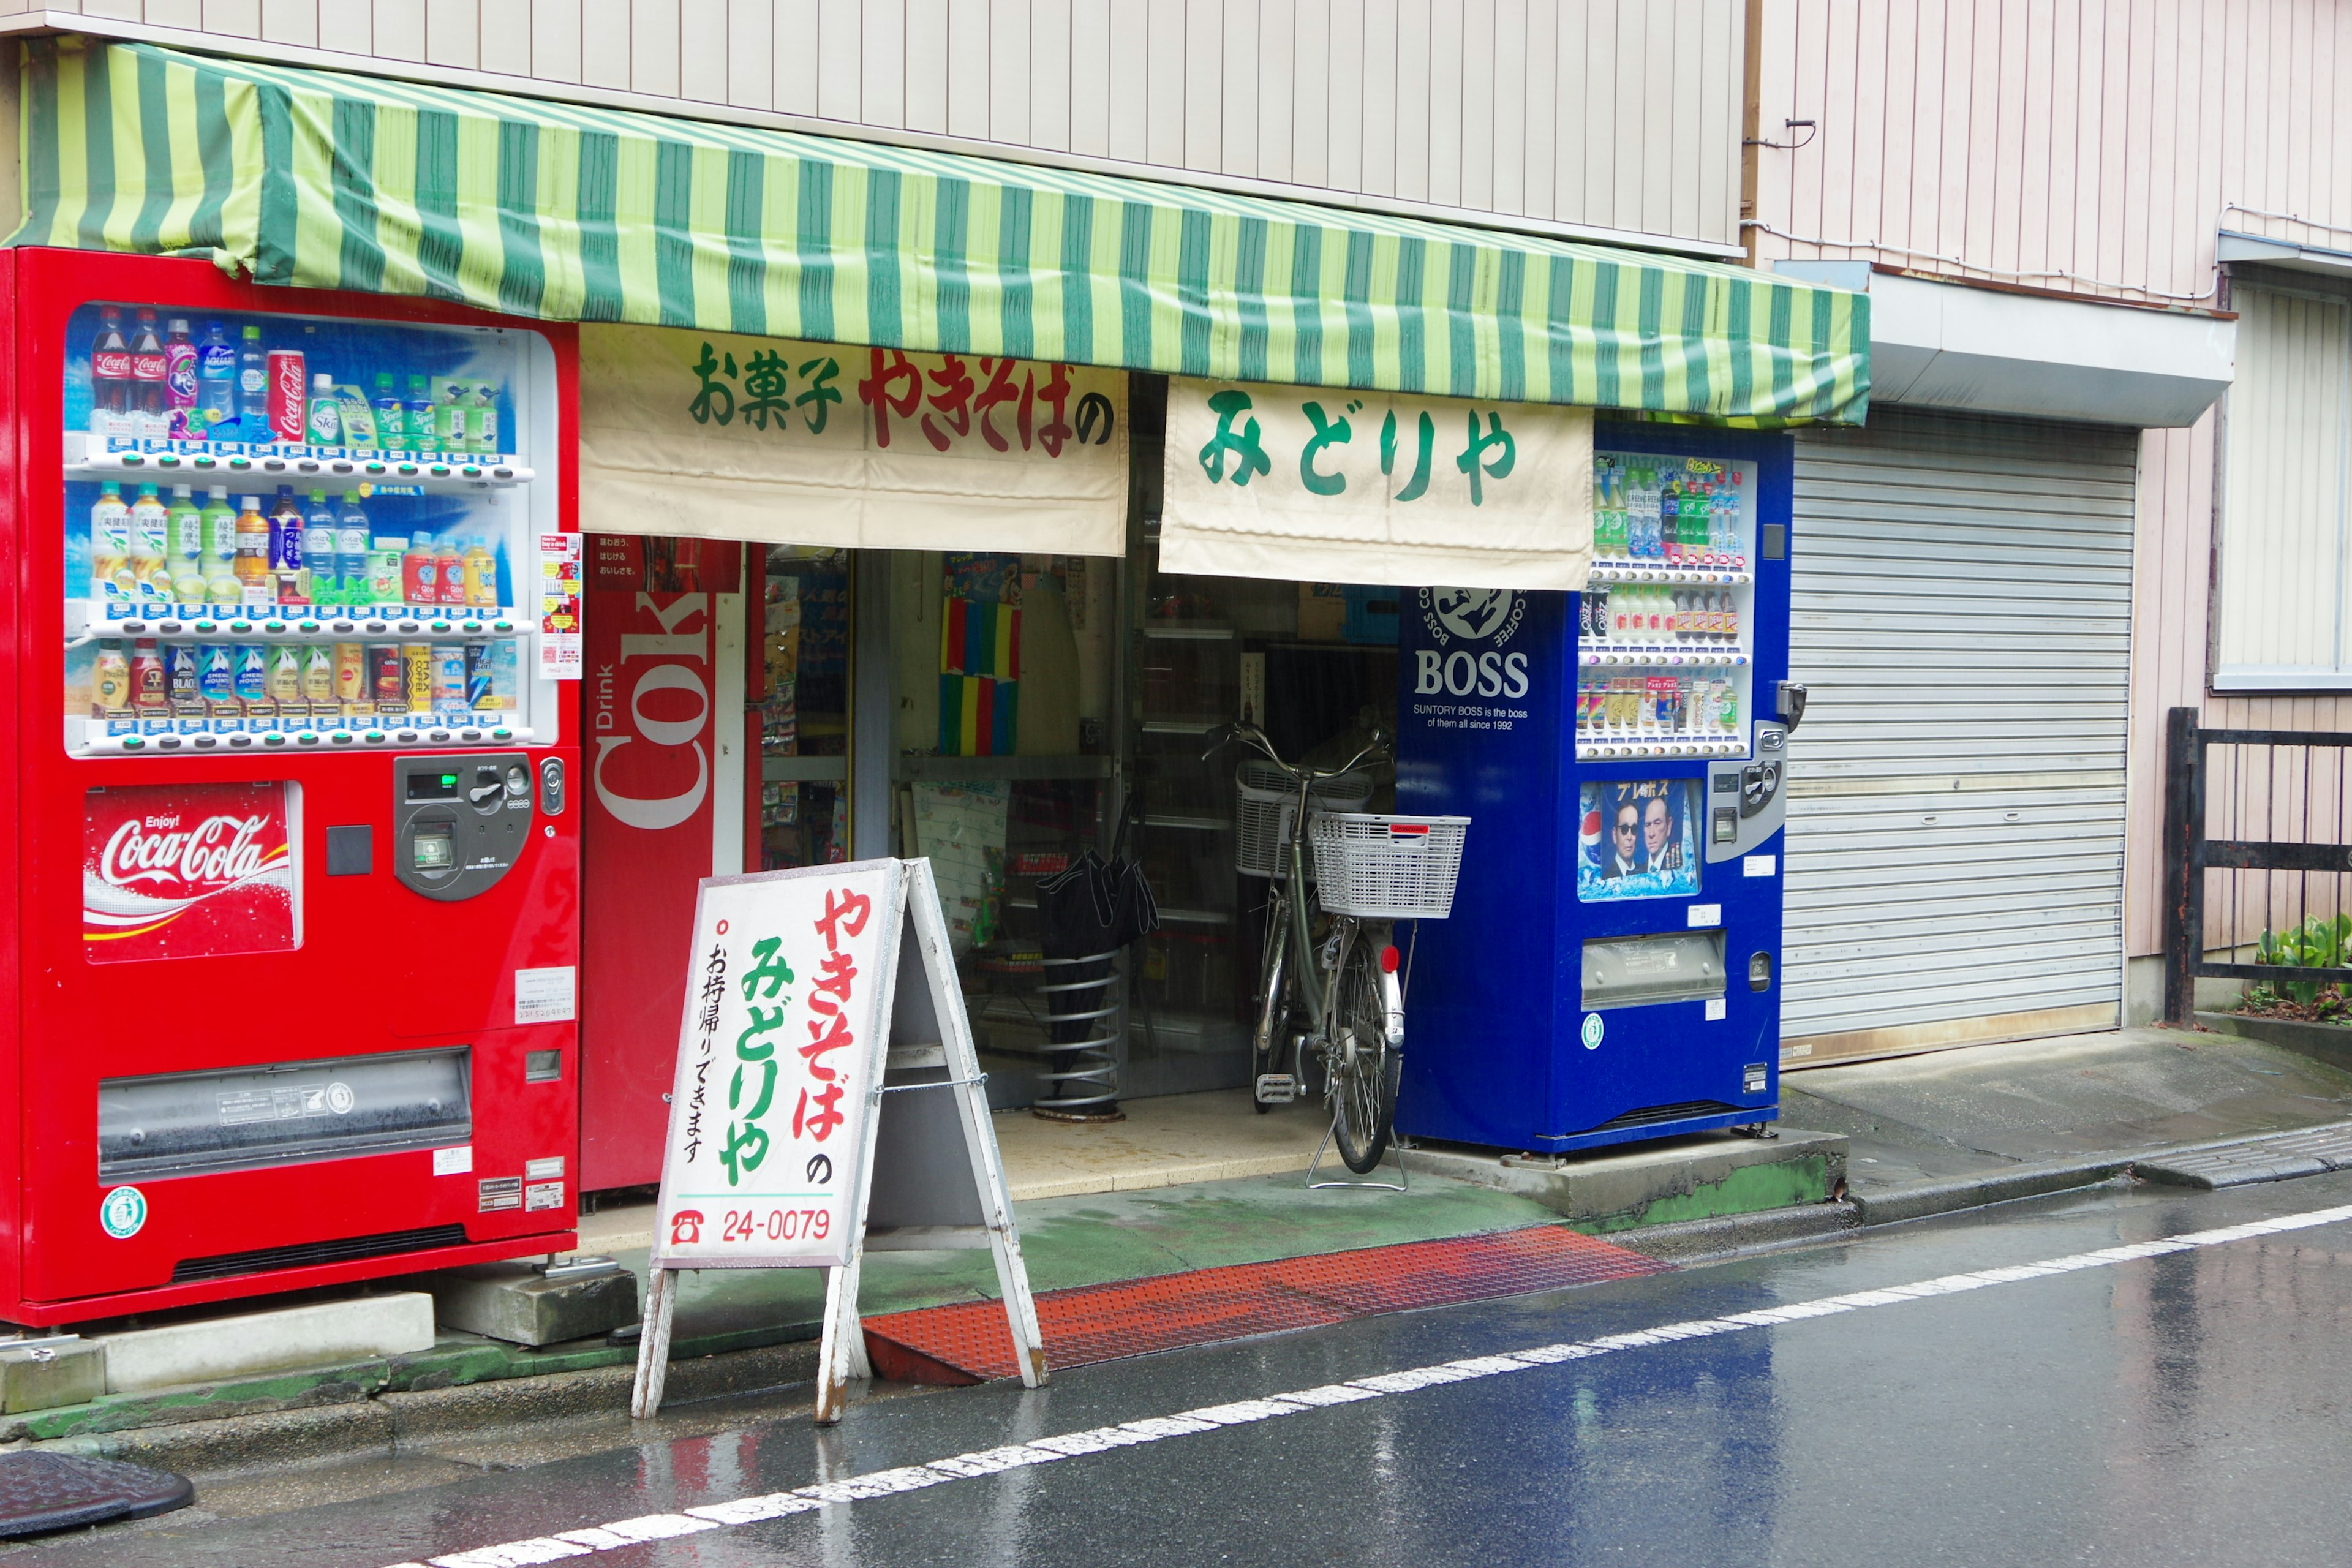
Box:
left=1781, top=409, right=2138, bottom=1063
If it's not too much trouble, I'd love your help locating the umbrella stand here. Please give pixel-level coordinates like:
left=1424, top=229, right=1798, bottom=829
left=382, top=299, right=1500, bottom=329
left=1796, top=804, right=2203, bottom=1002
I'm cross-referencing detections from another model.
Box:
left=1032, top=949, right=1123, bottom=1118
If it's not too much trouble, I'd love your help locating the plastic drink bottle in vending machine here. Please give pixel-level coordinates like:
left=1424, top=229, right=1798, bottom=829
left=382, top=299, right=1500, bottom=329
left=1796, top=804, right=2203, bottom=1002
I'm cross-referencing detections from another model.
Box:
left=435, top=538, right=467, bottom=606
left=237, top=325, right=270, bottom=439
left=367, top=537, right=404, bottom=606
left=129, top=484, right=171, bottom=606
left=89, top=482, right=129, bottom=603
left=303, top=492, right=339, bottom=605
left=163, top=319, right=198, bottom=437
left=129, top=309, right=168, bottom=439
left=404, top=532, right=439, bottom=606
left=91, top=306, right=131, bottom=439
left=266, top=350, right=307, bottom=442
left=232, top=496, right=272, bottom=603
left=197, top=322, right=236, bottom=436
left=434, top=380, right=469, bottom=453
left=337, top=496, right=371, bottom=605
left=168, top=485, right=206, bottom=603
left=200, top=486, right=239, bottom=605
left=374, top=374, right=405, bottom=454
left=462, top=538, right=497, bottom=607
left=270, top=486, right=304, bottom=597
left=470, top=384, right=500, bottom=455
left=305, top=373, right=342, bottom=447
left=407, top=376, right=435, bottom=453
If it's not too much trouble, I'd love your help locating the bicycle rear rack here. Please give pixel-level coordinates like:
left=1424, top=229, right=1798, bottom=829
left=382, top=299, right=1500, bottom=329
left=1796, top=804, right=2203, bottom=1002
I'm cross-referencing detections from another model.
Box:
left=1034, top=950, right=1122, bottom=1118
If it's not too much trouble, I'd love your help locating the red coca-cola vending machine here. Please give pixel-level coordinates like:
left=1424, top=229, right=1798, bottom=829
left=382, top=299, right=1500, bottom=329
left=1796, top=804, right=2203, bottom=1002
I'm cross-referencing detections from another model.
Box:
left=0, top=249, right=583, bottom=1325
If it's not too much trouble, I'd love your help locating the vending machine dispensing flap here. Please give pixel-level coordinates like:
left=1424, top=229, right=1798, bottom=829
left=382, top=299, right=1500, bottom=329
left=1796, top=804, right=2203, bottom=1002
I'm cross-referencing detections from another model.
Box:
left=1581, top=932, right=1728, bottom=1010
left=99, top=1049, right=472, bottom=1180
left=394, top=752, right=535, bottom=901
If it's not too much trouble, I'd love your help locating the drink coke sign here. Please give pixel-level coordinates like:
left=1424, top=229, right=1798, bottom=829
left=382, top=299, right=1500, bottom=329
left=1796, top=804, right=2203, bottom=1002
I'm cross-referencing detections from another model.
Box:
left=83, top=782, right=299, bottom=963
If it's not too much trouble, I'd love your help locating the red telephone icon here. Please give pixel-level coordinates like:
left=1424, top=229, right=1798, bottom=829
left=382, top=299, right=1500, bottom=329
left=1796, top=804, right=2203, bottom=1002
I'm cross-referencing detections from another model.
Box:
left=669, top=1209, right=704, bottom=1246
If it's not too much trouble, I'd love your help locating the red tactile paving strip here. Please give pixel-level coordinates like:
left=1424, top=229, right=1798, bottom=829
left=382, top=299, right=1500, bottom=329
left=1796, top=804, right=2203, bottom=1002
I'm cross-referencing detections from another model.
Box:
left=861, top=1226, right=1672, bottom=1385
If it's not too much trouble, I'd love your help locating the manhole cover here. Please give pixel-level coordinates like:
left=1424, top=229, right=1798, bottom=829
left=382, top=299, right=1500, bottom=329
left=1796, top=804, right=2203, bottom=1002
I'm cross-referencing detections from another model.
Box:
left=0, top=1452, right=194, bottom=1539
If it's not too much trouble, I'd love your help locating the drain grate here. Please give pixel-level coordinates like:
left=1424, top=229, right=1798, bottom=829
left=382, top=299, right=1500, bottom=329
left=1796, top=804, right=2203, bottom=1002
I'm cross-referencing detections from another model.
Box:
left=0, top=1453, right=193, bottom=1540
left=2135, top=1121, right=2352, bottom=1189
left=862, top=1225, right=1671, bottom=1385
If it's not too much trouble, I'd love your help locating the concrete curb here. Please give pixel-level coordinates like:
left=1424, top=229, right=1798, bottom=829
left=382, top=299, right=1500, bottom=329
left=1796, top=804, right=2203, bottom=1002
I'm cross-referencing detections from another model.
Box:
left=1847, top=1158, right=2135, bottom=1226
left=33, top=1339, right=823, bottom=1476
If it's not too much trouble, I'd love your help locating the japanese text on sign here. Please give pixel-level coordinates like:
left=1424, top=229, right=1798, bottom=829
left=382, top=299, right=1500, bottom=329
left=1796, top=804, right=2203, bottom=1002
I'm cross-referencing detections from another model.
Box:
left=652, top=862, right=900, bottom=1269
left=1159, top=376, right=1594, bottom=594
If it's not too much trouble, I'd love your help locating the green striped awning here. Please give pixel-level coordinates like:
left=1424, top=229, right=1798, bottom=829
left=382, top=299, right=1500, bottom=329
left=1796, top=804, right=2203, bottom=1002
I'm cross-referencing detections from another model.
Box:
left=12, top=36, right=1869, bottom=426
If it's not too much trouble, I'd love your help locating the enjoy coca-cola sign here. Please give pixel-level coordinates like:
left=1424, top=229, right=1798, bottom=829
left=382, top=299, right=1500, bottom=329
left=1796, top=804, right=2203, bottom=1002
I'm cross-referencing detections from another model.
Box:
left=83, top=782, right=298, bottom=963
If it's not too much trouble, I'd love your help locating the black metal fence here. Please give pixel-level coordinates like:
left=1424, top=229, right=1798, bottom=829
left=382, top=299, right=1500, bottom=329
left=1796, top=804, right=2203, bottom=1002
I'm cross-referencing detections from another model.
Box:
left=2163, top=706, right=2352, bottom=1023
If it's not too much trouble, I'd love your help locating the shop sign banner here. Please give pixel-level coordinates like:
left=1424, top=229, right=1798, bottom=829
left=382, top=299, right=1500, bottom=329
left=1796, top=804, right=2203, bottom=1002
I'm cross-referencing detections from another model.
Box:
left=580, top=326, right=1128, bottom=557
left=82, top=781, right=299, bottom=963
left=651, top=862, right=901, bottom=1269
left=1160, top=377, right=1593, bottom=592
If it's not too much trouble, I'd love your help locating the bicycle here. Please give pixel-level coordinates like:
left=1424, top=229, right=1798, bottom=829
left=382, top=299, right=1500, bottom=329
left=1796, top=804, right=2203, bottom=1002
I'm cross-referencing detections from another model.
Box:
left=1209, top=723, right=1471, bottom=1175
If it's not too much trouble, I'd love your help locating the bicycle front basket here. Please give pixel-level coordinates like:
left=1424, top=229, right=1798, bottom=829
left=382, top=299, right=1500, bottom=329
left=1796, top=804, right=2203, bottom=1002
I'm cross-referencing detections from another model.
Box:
left=1308, top=815, right=1471, bottom=919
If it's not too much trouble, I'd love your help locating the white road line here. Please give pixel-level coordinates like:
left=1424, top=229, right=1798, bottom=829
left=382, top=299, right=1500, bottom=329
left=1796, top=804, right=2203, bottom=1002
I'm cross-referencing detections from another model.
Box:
left=398, top=1200, right=2352, bottom=1568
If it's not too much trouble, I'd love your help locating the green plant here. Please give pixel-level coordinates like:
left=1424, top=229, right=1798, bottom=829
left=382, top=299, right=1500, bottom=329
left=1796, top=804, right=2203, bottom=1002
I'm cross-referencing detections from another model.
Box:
left=2319, top=990, right=2350, bottom=1022
left=2254, top=914, right=2352, bottom=1006
left=2246, top=982, right=2282, bottom=1011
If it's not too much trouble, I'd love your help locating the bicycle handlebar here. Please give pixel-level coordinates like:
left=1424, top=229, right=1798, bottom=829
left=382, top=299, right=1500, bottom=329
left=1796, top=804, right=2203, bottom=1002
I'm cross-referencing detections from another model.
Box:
left=1200, top=721, right=1393, bottom=783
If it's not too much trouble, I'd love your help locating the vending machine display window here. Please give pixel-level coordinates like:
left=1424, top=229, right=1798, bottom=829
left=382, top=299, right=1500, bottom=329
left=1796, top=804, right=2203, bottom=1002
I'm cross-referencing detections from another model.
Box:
left=1578, top=780, right=1703, bottom=901
left=61, top=301, right=562, bottom=758
left=1578, top=451, right=1758, bottom=763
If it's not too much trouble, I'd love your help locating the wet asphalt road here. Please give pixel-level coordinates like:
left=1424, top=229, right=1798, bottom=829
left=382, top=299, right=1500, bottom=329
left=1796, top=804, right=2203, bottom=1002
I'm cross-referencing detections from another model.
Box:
left=28, top=1172, right=2352, bottom=1568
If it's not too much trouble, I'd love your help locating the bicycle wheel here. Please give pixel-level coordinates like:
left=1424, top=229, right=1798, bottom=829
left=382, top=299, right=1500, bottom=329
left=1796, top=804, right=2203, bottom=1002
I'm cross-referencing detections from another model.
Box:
left=1327, top=932, right=1401, bottom=1173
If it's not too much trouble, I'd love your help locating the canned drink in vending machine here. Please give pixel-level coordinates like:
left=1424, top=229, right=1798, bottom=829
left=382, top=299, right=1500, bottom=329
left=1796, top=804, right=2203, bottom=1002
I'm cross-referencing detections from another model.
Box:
left=404, top=643, right=435, bottom=714
left=266, top=350, right=307, bottom=443
left=198, top=644, right=236, bottom=723
left=463, top=641, right=496, bottom=711
left=334, top=642, right=368, bottom=715
left=233, top=643, right=270, bottom=728
left=369, top=643, right=407, bottom=718
left=430, top=643, right=467, bottom=712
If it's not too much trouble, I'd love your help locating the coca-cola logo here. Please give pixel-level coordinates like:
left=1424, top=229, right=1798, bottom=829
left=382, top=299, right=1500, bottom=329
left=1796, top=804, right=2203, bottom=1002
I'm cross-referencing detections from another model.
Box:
left=93, top=351, right=130, bottom=379
left=591, top=594, right=713, bottom=833
left=100, top=812, right=273, bottom=894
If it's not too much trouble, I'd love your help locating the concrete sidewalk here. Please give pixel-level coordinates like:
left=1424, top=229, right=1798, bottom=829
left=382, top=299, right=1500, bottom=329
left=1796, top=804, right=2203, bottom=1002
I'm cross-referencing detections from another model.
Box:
left=1785, top=1025, right=2352, bottom=1194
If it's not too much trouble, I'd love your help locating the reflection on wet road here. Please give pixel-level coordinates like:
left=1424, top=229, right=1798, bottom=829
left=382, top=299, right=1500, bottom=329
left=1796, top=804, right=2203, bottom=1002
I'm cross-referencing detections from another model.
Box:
left=32, top=1172, right=2352, bottom=1567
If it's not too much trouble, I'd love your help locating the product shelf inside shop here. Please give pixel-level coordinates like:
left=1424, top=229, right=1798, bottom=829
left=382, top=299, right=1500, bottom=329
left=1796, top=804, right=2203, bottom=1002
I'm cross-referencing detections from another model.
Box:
left=1577, top=735, right=1748, bottom=758
left=68, top=602, right=521, bottom=647
left=67, top=443, right=532, bottom=491
left=1585, top=561, right=1751, bottom=586
left=1578, top=643, right=1749, bottom=666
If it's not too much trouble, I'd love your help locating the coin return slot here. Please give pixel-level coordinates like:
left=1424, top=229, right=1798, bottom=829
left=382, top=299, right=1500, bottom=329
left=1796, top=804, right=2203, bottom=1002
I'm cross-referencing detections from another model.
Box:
left=524, top=1050, right=563, bottom=1084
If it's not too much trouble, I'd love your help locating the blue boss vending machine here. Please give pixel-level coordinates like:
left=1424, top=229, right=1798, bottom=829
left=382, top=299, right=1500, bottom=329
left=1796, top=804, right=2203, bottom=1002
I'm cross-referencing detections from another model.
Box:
left=1395, top=426, right=1798, bottom=1153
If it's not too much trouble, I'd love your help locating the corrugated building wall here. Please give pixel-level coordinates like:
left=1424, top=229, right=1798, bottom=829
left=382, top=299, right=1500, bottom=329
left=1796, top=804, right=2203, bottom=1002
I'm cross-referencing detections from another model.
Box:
left=1749, top=0, right=2352, bottom=987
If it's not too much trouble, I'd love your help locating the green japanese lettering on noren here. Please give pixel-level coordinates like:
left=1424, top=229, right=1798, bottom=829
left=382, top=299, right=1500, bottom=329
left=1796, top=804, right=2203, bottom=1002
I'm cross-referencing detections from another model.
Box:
left=1457, top=410, right=1517, bottom=505
left=1298, top=399, right=1354, bottom=496
left=1197, top=388, right=1273, bottom=487
left=1383, top=409, right=1436, bottom=502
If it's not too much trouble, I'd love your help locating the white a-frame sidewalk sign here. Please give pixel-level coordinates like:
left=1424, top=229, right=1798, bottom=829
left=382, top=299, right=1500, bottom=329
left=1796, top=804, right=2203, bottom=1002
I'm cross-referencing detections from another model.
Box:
left=630, top=857, right=1047, bottom=1424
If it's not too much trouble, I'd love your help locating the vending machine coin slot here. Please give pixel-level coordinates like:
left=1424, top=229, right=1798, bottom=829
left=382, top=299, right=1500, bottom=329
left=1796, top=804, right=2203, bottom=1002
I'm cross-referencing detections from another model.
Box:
left=537, top=757, right=566, bottom=815
left=393, top=752, right=535, bottom=902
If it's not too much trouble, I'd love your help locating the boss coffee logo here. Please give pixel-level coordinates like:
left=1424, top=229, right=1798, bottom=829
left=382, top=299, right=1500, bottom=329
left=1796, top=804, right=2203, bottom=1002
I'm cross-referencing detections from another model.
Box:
left=1414, top=587, right=1531, bottom=699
